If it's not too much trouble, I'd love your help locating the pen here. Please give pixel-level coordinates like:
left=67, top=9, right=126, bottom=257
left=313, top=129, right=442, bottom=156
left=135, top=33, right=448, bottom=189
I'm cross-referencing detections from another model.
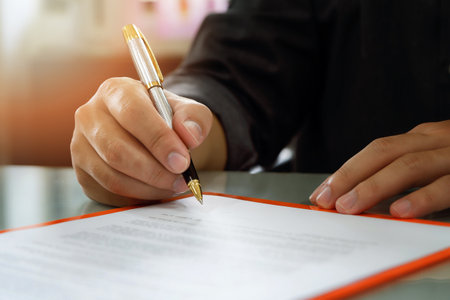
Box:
left=122, top=24, right=203, bottom=204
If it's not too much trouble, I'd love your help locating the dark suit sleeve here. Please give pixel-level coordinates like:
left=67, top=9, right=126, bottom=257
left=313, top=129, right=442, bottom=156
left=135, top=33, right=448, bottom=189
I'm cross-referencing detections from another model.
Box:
left=165, top=0, right=322, bottom=170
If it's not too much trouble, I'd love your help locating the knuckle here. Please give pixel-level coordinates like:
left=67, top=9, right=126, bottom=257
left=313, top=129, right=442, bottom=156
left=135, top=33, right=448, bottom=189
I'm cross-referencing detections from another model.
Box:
left=197, top=103, right=213, bottom=123
left=74, top=104, right=88, bottom=124
left=90, top=164, right=124, bottom=195
left=397, top=153, right=426, bottom=172
left=368, top=137, right=395, bottom=155
left=410, top=122, right=438, bottom=134
left=89, top=125, right=108, bottom=147
left=360, top=180, right=381, bottom=198
left=146, top=127, right=171, bottom=151
left=126, top=157, right=169, bottom=189
left=102, top=140, right=128, bottom=168
left=410, top=175, right=450, bottom=214
left=358, top=180, right=380, bottom=200
left=69, top=134, right=79, bottom=156
left=99, top=77, right=138, bottom=106
left=82, top=164, right=126, bottom=196
left=334, top=165, right=353, bottom=182
left=88, top=163, right=103, bottom=180
left=114, top=97, right=134, bottom=118
left=74, top=167, right=91, bottom=188
left=177, top=101, right=212, bottom=127
left=99, top=77, right=127, bottom=93
left=191, top=101, right=211, bottom=115
left=412, top=189, right=435, bottom=210
left=70, top=134, right=88, bottom=168
left=144, top=167, right=168, bottom=188
left=102, top=174, right=125, bottom=195
left=411, top=121, right=450, bottom=136
left=99, top=85, right=143, bottom=122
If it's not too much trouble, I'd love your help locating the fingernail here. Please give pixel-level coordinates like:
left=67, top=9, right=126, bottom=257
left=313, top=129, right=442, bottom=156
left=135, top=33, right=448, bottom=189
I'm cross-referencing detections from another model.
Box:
left=336, top=190, right=357, bottom=213
left=310, top=184, right=324, bottom=204
left=167, top=152, right=188, bottom=173
left=183, top=120, right=202, bottom=145
left=391, top=199, right=411, bottom=217
left=173, top=176, right=188, bottom=193
left=310, top=177, right=332, bottom=204
left=316, top=186, right=332, bottom=208
left=309, top=194, right=317, bottom=205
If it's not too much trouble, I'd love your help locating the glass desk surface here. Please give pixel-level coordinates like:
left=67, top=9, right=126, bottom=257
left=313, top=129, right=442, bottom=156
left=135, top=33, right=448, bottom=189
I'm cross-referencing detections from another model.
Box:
left=0, top=166, right=449, bottom=299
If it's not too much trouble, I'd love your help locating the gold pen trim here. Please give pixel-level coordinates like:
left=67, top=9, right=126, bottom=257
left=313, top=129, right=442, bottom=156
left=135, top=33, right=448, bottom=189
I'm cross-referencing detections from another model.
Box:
left=145, top=81, right=163, bottom=90
left=122, top=24, right=164, bottom=84
left=187, top=179, right=203, bottom=204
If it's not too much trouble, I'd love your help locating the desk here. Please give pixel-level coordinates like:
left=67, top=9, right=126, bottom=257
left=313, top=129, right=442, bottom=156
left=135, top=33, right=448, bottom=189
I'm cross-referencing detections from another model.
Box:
left=0, top=166, right=449, bottom=299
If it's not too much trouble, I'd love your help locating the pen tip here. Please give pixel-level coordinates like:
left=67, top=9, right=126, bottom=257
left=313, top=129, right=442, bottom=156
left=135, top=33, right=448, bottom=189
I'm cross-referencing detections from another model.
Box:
left=188, top=179, right=203, bottom=205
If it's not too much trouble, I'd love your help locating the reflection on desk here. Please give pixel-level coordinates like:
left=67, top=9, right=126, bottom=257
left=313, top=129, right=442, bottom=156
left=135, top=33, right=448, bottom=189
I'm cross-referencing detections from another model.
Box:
left=0, top=166, right=90, bottom=230
left=0, top=166, right=330, bottom=231
left=0, top=165, right=448, bottom=300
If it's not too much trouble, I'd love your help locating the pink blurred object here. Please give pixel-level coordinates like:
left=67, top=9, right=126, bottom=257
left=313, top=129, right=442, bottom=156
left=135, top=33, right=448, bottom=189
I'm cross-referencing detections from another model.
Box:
left=155, top=0, right=228, bottom=38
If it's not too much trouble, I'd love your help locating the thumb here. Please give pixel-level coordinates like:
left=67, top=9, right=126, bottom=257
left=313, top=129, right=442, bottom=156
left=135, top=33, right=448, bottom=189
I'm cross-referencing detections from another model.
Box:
left=165, top=90, right=213, bottom=149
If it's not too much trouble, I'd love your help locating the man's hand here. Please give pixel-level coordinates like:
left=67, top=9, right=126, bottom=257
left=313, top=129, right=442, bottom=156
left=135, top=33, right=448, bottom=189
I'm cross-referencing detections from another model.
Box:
left=71, top=77, right=225, bottom=206
left=309, top=120, right=450, bottom=218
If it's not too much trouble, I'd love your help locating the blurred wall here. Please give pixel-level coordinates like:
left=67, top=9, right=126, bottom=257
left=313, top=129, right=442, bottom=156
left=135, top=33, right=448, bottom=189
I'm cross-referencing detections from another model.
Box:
left=0, top=0, right=227, bottom=166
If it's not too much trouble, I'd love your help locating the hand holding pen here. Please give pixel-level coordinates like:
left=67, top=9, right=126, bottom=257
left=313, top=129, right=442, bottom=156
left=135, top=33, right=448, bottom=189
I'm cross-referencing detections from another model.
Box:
left=70, top=28, right=227, bottom=206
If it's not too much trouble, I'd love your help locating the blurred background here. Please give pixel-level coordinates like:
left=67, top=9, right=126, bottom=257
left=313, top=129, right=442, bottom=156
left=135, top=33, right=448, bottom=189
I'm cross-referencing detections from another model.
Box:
left=0, top=0, right=228, bottom=166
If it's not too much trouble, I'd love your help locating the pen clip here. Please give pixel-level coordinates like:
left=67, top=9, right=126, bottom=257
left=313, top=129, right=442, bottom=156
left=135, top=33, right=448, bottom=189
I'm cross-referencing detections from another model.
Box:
left=139, top=30, right=164, bottom=84
left=122, top=24, right=164, bottom=84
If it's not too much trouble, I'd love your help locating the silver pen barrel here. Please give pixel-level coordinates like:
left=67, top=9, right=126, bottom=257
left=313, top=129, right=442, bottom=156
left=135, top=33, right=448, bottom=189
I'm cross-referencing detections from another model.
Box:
left=123, top=25, right=173, bottom=128
left=127, top=37, right=161, bottom=89
left=148, top=86, right=173, bottom=128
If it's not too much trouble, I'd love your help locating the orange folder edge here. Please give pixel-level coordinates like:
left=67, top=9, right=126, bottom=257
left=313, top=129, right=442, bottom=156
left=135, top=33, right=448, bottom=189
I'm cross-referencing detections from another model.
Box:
left=0, top=191, right=449, bottom=299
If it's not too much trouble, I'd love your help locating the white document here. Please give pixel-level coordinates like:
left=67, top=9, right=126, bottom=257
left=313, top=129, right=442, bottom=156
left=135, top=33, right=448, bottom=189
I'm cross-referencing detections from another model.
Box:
left=0, top=194, right=449, bottom=300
